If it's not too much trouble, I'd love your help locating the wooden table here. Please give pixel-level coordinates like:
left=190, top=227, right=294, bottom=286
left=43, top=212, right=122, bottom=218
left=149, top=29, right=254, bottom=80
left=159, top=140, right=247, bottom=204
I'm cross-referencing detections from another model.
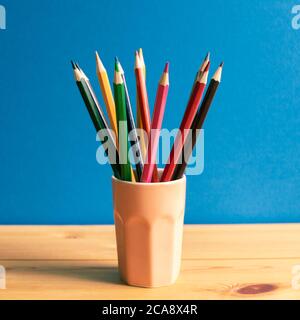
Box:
left=0, top=224, right=299, bottom=300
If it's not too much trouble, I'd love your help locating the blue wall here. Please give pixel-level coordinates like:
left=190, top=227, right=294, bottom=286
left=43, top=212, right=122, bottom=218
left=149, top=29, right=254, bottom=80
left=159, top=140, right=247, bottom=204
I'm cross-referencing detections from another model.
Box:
left=0, top=0, right=299, bottom=224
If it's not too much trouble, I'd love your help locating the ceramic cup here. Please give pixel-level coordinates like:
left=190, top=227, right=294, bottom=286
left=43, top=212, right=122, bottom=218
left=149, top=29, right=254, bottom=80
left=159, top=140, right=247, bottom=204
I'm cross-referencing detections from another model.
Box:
left=112, top=172, right=186, bottom=288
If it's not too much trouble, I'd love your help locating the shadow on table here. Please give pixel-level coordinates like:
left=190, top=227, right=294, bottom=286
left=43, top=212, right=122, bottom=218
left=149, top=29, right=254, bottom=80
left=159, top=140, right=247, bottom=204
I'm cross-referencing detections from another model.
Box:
left=18, top=263, right=124, bottom=285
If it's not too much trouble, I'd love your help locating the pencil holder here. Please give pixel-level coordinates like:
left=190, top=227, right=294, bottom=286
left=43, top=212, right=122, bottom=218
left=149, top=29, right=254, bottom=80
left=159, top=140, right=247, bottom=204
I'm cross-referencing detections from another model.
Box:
left=112, top=172, right=186, bottom=288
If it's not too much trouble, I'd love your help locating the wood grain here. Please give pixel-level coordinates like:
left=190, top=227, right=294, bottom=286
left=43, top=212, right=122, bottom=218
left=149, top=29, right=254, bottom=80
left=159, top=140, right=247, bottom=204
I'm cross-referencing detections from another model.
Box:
left=0, top=225, right=299, bottom=299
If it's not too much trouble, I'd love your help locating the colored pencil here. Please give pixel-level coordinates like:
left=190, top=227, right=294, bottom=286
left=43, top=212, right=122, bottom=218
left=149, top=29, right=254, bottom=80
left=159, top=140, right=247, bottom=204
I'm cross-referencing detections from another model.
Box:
left=137, top=48, right=146, bottom=127
left=136, top=49, right=146, bottom=129
left=141, top=63, right=169, bottom=182
left=190, top=52, right=210, bottom=95
left=134, top=51, right=159, bottom=182
left=95, top=52, right=118, bottom=138
left=116, top=58, right=144, bottom=181
left=74, top=62, right=118, bottom=148
left=173, top=62, right=223, bottom=179
left=136, top=48, right=148, bottom=160
left=113, top=60, right=132, bottom=181
left=71, top=62, right=120, bottom=179
left=160, top=62, right=210, bottom=182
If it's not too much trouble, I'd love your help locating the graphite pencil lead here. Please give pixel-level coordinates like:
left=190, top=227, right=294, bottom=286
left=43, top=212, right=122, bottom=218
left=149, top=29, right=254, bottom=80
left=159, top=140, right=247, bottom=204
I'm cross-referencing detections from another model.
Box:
left=164, top=62, right=169, bottom=73
left=114, top=58, right=120, bottom=72
left=71, top=61, right=76, bottom=69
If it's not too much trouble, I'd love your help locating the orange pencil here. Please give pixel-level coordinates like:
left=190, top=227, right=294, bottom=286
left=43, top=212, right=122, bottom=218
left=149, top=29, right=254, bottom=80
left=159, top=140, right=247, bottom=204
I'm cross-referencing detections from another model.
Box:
left=134, top=51, right=159, bottom=182
left=141, top=63, right=169, bottom=182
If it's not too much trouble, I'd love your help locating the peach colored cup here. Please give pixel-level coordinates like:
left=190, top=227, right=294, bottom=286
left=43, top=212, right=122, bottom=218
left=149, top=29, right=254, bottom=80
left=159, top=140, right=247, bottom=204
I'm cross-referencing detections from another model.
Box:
left=112, top=173, right=186, bottom=288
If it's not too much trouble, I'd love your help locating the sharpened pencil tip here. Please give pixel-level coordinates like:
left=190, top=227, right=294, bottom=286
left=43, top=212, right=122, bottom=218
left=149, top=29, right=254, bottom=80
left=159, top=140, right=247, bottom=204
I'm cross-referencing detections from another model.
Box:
left=164, top=62, right=169, bottom=73
left=205, top=52, right=210, bottom=60
left=135, top=51, right=142, bottom=69
left=220, top=62, right=224, bottom=67
left=95, top=51, right=106, bottom=72
left=71, top=61, right=76, bottom=69
left=117, top=58, right=124, bottom=74
left=114, top=58, right=120, bottom=72
left=204, top=61, right=210, bottom=72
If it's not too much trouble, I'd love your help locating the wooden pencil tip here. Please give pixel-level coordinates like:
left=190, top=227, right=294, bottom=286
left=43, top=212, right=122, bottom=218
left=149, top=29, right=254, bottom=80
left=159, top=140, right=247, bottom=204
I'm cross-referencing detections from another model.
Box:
left=116, top=58, right=124, bottom=74
left=164, top=62, right=169, bottom=73
left=204, top=61, right=210, bottom=72
left=212, top=63, right=223, bottom=82
left=205, top=52, right=210, bottom=61
left=135, top=51, right=141, bottom=69
left=220, top=61, right=224, bottom=68
left=95, top=51, right=106, bottom=72
left=71, top=61, right=76, bottom=69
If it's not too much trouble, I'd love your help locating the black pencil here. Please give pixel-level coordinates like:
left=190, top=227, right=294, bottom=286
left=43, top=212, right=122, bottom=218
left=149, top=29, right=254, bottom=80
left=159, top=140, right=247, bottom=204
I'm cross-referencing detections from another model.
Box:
left=172, top=62, right=223, bottom=180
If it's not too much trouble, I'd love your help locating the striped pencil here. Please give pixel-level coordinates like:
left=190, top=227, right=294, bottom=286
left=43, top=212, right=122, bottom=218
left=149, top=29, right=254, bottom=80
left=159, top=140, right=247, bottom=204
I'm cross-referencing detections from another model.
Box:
left=113, top=59, right=132, bottom=181
left=173, top=62, right=223, bottom=179
left=134, top=51, right=159, bottom=182
left=116, top=58, right=144, bottom=181
left=160, top=62, right=210, bottom=182
left=141, top=63, right=169, bottom=182
left=72, top=62, right=120, bottom=179
left=95, top=52, right=118, bottom=138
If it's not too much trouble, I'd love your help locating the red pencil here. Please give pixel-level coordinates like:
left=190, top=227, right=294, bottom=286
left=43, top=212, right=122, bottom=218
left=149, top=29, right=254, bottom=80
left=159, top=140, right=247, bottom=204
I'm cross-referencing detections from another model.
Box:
left=141, top=63, right=169, bottom=182
left=160, top=62, right=210, bottom=182
left=135, top=51, right=159, bottom=182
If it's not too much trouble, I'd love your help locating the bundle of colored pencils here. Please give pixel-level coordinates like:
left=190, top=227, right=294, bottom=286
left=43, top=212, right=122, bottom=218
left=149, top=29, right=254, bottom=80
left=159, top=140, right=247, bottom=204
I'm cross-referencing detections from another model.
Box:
left=72, top=50, right=223, bottom=182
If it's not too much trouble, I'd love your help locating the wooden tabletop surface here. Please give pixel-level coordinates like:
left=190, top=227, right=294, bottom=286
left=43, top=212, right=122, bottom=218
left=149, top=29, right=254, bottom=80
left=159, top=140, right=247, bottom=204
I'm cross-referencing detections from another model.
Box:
left=0, top=224, right=300, bottom=300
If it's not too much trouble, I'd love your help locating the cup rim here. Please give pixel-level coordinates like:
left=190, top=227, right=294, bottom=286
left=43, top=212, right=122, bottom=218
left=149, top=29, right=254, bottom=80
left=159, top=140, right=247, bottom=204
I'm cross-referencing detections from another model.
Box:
left=112, top=173, right=186, bottom=186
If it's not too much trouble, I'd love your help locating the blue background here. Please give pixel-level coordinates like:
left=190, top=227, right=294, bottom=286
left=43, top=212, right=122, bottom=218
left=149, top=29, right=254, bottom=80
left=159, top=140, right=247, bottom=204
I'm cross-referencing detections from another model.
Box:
left=0, top=0, right=299, bottom=224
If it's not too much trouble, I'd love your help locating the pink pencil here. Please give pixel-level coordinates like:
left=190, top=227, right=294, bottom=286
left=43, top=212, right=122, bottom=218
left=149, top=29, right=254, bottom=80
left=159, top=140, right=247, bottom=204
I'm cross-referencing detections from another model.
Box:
left=141, top=63, right=169, bottom=182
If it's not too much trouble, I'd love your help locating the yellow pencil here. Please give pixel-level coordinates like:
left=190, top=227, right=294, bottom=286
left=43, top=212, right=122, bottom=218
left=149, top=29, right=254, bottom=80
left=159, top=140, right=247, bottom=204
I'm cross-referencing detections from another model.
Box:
left=95, top=51, right=118, bottom=139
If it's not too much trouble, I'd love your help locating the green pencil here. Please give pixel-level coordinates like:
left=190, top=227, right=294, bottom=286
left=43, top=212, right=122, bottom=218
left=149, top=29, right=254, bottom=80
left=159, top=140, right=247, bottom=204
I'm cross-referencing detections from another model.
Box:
left=113, top=58, right=132, bottom=181
left=72, top=62, right=121, bottom=179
